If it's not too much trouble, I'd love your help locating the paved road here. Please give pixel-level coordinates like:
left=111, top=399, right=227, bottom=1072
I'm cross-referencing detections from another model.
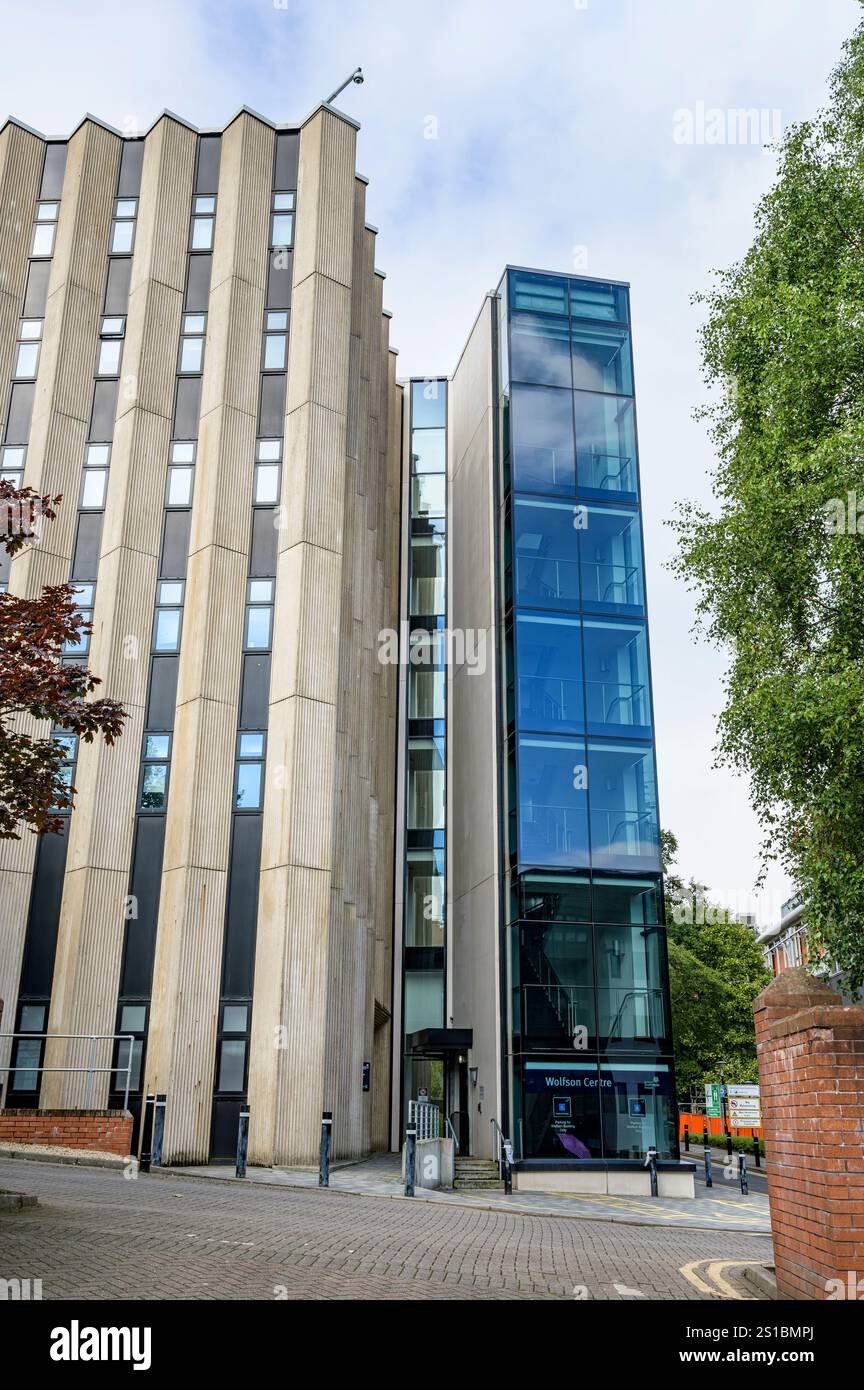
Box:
left=0, top=1158, right=772, bottom=1301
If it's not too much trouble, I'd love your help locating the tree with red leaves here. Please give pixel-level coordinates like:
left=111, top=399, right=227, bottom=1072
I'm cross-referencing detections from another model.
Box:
left=1, top=479, right=126, bottom=838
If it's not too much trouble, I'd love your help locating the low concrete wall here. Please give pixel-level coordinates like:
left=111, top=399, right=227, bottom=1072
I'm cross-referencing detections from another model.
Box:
left=514, top=1166, right=695, bottom=1198
left=401, top=1136, right=455, bottom=1189
left=0, top=1109, right=133, bottom=1157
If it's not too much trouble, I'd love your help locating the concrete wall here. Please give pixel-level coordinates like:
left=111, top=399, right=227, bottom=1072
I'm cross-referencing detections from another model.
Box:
left=448, top=296, right=501, bottom=1159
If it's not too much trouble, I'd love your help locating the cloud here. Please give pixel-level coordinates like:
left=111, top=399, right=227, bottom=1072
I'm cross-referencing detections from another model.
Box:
left=3, top=0, right=860, bottom=921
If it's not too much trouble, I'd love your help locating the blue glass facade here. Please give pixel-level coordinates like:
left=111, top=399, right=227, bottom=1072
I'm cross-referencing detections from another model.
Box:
left=499, top=268, right=676, bottom=1163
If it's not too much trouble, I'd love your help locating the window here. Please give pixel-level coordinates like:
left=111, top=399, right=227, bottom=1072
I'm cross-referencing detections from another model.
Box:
left=570, top=322, right=633, bottom=395
left=63, top=584, right=93, bottom=654
left=51, top=732, right=78, bottom=810
left=407, top=736, right=445, bottom=830
left=410, top=428, right=445, bottom=473
left=80, top=469, right=107, bottom=509
left=235, top=730, right=266, bottom=810
left=510, top=311, right=572, bottom=388
left=191, top=194, right=215, bottom=250
left=509, top=270, right=569, bottom=317
left=262, top=309, right=288, bottom=371
left=404, top=971, right=444, bottom=1034
left=1, top=445, right=25, bottom=491
left=244, top=578, right=273, bottom=651
left=409, top=535, right=445, bottom=615
left=153, top=579, right=184, bottom=651
left=254, top=440, right=282, bottom=504
left=511, top=384, right=576, bottom=495
left=97, top=339, right=122, bottom=376
left=110, top=197, right=137, bottom=255
left=578, top=505, right=644, bottom=614
left=512, top=497, right=581, bottom=612
left=586, top=739, right=659, bottom=871
left=410, top=472, right=445, bottom=519
left=598, top=1062, right=675, bottom=1159
left=31, top=201, right=58, bottom=256
left=14, top=342, right=39, bottom=379
left=405, top=849, right=445, bottom=947
left=140, top=733, right=171, bottom=810
left=569, top=278, right=628, bottom=324
left=411, top=379, right=447, bottom=429
left=270, top=191, right=293, bottom=249
left=516, top=733, right=589, bottom=868
left=178, top=313, right=206, bottom=374
left=408, top=632, right=445, bottom=720
left=515, top=612, right=584, bottom=734
left=166, top=440, right=195, bottom=508
left=595, top=925, right=668, bottom=1049
left=582, top=618, right=651, bottom=737
left=574, top=391, right=638, bottom=500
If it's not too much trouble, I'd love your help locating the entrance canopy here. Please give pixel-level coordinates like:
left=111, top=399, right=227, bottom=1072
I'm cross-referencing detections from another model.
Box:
left=407, top=1028, right=473, bottom=1056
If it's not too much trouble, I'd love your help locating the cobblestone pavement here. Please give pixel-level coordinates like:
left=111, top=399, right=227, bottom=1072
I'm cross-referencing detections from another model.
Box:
left=0, top=1158, right=773, bottom=1301
left=170, top=1151, right=771, bottom=1233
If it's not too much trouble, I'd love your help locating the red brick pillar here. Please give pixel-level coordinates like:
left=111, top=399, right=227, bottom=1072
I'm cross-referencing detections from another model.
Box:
left=754, top=967, right=864, bottom=1300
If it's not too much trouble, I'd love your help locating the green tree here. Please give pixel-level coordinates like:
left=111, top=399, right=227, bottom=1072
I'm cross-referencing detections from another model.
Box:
left=669, top=14, right=864, bottom=991
left=662, top=831, right=771, bottom=1095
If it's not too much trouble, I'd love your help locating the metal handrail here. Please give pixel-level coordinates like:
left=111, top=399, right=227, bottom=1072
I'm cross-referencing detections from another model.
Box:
left=490, top=1116, right=508, bottom=1177
left=445, top=1113, right=460, bottom=1154
left=0, top=1032, right=134, bottom=1112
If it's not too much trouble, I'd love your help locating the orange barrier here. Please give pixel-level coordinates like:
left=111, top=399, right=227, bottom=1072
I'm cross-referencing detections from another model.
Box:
left=678, top=1111, right=763, bottom=1140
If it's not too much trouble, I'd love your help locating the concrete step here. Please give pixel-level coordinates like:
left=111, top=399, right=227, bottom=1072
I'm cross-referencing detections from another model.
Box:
left=453, top=1178, right=506, bottom=1191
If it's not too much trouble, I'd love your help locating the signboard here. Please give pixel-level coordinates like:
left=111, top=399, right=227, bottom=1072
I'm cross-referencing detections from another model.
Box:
left=728, top=1083, right=761, bottom=1124
left=704, top=1082, right=721, bottom=1117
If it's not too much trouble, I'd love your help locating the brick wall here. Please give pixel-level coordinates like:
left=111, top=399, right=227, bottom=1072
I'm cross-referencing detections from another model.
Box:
left=0, top=1109, right=133, bottom=1157
left=754, top=968, right=864, bottom=1300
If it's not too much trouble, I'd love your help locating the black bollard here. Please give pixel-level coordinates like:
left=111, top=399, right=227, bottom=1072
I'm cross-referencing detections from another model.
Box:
left=139, top=1093, right=155, bottom=1174
left=502, top=1138, right=513, bottom=1195
left=235, top=1108, right=249, bottom=1179
left=753, top=1134, right=761, bottom=1168
left=683, top=1124, right=690, bottom=1153
left=725, top=1127, right=733, bottom=1157
left=704, top=1144, right=713, bottom=1188
left=405, top=1123, right=416, bottom=1197
left=645, top=1144, right=658, bottom=1197
left=738, top=1152, right=749, bottom=1195
left=319, top=1111, right=332, bottom=1187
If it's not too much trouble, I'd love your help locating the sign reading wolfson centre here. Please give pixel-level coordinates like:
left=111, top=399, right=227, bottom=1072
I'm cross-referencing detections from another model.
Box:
left=49, top=1321, right=151, bottom=1372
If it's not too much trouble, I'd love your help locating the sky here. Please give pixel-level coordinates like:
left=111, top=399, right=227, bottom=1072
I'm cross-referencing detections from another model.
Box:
left=2, top=0, right=860, bottom=923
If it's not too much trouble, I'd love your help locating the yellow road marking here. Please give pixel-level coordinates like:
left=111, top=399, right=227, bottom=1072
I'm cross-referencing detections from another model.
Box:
left=679, top=1259, right=766, bottom=1299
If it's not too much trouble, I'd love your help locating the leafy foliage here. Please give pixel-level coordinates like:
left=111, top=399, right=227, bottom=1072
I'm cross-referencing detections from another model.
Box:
left=669, top=18, right=864, bottom=990
left=0, top=480, right=126, bottom=837
left=662, top=831, right=771, bottom=1094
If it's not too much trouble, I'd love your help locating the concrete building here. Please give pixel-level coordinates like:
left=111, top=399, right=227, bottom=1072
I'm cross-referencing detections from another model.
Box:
left=0, top=106, right=682, bottom=1192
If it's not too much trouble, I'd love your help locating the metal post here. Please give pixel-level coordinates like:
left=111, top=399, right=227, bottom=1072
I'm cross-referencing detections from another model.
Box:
left=83, top=1034, right=97, bottom=1109
left=139, top=1093, right=155, bottom=1174
left=753, top=1134, right=761, bottom=1168
left=405, top=1123, right=416, bottom=1197
left=726, top=1128, right=733, bottom=1158
left=645, top=1144, right=658, bottom=1197
left=702, top=1124, right=709, bottom=1150
left=703, top=1144, right=713, bottom=1188
left=319, top=1111, right=332, bottom=1187
left=738, top=1152, right=749, bottom=1196
left=235, top=1108, right=249, bottom=1179
left=502, top=1138, right=513, bottom=1195
left=152, top=1094, right=166, bottom=1167
left=683, top=1124, right=689, bottom=1153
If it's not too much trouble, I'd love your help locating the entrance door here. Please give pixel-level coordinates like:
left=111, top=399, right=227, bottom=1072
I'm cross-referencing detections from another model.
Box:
left=452, top=1057, right=470, bottom=1155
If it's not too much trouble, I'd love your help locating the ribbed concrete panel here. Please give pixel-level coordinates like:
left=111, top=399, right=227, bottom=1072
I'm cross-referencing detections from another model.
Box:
left=285, top=271, right=352, bottom=418
left=129, top=117, right=196, bottom=298
left=175, top=541, right=247, bottom=706
left=210, top=114, right=273, bottom=294
left=247, top=111, right=364, bottom=1166
left=100, top=405, right=172, bottom=558
left=41, top=866, right=129, bottom=1107
left=146, top=112, right=271, bottom=1163
left=162, top=696, right=236, bottom=872
left=0, top=122, right=43, bottom=434
left=267, top=541, right=341, bottom=706
left=247, top=864, right=330, bottom=1166
left=190, top=404, right=255, bottom=555
left=147, top=865, right=224, bottom=1164
left=43, top=117, right=196, bottom=1105
left=280, top=401, right=346, bottom=553
left=291, top=110, right=356, bottom=291
left=0, top=121, right=120, bottom=1073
